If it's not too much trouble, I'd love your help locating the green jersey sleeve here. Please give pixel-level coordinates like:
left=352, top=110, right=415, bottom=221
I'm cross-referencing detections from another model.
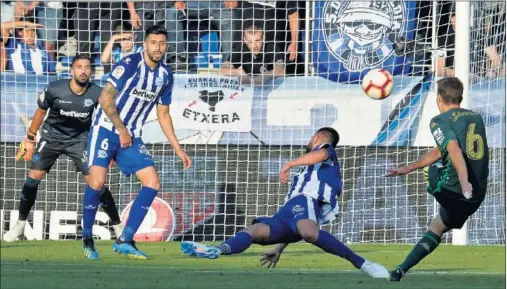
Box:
left=430, top=116, right=457, bottom=150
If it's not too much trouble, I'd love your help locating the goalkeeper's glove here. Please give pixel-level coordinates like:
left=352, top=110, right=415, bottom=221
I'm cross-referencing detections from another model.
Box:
left=16, top=132, right=37, bottom=161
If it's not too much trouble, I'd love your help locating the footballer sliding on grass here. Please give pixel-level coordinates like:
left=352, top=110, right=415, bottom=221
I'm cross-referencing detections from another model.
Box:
left=181, top=127, right=389, bottom=279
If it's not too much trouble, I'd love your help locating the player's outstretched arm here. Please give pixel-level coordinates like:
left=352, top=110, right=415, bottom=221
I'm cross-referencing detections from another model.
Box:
left=446, top=140, right=472, bottom=199
left=260, top=243, right=288, bottom=269
left=386, top=147, right=441, bottom=177
left=98, top=83, right=131, bottom=147
left=156, top=104, right=192, bottom=170
left=280, top=149, right=328, bottom=183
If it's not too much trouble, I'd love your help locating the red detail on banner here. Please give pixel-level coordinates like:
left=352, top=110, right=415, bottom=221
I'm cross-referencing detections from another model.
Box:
left=121, top=192, right=216, bottom=241
left=120, top=197, right=175, bottom=242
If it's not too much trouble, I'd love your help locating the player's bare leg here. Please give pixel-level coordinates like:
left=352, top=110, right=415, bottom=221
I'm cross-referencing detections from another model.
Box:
left=82, top=165, right=108, bottom=260
left=113, top=166, right=160, bottom=260
left=390, top=215, right=447, bottom=281
left=3, top=170, right=46, bottom=242
left=295, top=219, right=389, bottom=278
left=181, top=223, right=271, bottom=259
left=82, top=175, right=123, bottom=237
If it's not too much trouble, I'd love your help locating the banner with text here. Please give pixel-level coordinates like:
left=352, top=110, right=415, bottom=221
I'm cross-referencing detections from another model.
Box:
left=168, top=75, right=253, bottom=132
left=1, top=73, right=504, bottom=148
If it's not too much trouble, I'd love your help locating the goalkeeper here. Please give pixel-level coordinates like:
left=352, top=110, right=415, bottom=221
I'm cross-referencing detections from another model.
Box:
left=3, top=55, right=123, bottom=242
left=181, top=128, right=388, bottom=279
left=386, top=77, right=489, bottom=281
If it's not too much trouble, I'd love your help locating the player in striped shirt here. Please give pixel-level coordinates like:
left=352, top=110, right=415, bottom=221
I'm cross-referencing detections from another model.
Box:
left=181, top=128, right=388, bottom=278
left=82, top=25, right=191, bottom=260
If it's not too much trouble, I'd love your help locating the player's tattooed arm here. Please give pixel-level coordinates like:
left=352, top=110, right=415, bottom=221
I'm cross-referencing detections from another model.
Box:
left=99, top=83, right=127, bottom=132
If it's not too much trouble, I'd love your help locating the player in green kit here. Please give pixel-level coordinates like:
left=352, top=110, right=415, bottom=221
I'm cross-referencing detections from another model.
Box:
left=386, top=77, right=489, bottom=281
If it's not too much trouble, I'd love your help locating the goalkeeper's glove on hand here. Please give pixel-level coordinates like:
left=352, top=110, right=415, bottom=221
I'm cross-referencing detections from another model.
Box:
left=16, top=132, right=36, bottom=161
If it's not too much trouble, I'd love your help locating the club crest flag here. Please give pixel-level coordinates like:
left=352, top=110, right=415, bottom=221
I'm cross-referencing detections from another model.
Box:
left=170, top=76, right=253, bottom=132
left=313, top=0, right=416, bottom=83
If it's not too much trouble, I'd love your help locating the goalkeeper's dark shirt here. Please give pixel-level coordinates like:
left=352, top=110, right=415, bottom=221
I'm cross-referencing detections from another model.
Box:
left=37, top=79, right=101, bottom=143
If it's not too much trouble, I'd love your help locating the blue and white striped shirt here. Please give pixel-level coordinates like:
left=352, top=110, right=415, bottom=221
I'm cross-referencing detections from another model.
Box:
left=111, top=45, right=144, bottom=65
left=92, top=52, right=173, bottom=138
left=285, top=143, right=343, bottom=224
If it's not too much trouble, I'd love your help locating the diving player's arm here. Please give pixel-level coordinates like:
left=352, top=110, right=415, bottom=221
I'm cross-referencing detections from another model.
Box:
left=280, top=149, right=328, bottom=183
left=446, top=141, right=472, bottom=198
left=273, top=243, right=288, bottom=252
left=260, top=243, right=288, bottom=269
left=288, top=149, right=329, bottom=167
left=156, top=104, right=191, bottom=170
left=98, top=83, right=131, bottom=147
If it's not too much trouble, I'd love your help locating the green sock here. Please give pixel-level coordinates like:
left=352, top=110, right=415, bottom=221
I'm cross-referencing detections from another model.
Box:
left=399, top=231, right=441, bottom=273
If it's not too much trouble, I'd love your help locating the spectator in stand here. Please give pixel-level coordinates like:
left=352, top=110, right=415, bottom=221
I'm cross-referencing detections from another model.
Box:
left=472, top=10, right=505, bottom=79
left=1, top=1, right=26, bottom=23
left=0, top=19, right=55, bottom=75
left=22, top=1, right=63, bottom=61
left=127, top=2, right=170, bottom=46
left=435, top=14, right=456, bottom=77
left=74, top=2, right=122, bottom=73
left=229, top=1, right=300, bottom=63
left=166, top=1, right=234, bottom=70
left=219, top=23, right=284, bottom=85
left=437, top=12, right=506, bottom=79
left=101, top=29, right=143, bottom=65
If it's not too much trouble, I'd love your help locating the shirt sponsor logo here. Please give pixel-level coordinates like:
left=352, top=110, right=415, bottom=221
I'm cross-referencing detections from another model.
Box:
left=131, top=87, right=157, bottom=101
left=60, top=109, right=89, bottom=118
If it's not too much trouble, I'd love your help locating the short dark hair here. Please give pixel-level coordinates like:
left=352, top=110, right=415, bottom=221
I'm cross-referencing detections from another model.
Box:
left=243, top=22, right=263, bottom=35
left=145, top=25, right=168, bottom=39
left=71, top=54, right=92, bottom=67
left=437, top=77, right=463, bottom=105
left=316, top=127, right=340, bottom=147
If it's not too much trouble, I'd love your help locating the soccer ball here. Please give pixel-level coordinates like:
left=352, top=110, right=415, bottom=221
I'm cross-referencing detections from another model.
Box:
left=362, top=68, right=393, bottom=100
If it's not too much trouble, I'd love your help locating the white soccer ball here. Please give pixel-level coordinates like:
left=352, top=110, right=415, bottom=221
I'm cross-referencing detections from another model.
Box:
left=362, top=68, right=393, bottom=100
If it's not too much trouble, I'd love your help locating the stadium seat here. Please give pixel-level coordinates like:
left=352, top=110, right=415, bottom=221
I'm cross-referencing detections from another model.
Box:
left=60, top=56, right=74, bottom=67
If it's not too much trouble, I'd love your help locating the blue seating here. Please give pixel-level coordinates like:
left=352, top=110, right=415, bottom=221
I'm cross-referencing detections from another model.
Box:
left=60, top=56, right=74, bottom=67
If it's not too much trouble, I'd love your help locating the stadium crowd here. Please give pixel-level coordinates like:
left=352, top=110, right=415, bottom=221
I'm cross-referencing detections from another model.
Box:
left=0, top=1, right=505, bottom=80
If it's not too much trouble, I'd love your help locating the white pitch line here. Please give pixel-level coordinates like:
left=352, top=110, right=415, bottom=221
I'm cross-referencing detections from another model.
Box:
left=1, top=262, right=504, bottom=276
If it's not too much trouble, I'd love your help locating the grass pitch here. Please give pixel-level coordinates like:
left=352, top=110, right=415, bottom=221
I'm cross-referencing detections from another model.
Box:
left=1, top=241, right=504, bottom=289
